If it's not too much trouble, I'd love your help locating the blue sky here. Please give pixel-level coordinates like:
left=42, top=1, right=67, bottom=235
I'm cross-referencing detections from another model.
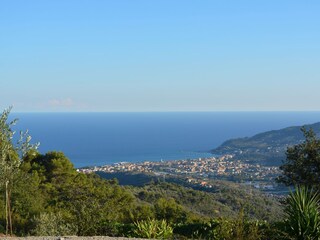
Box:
left=1, top=1, right=319, bottom=112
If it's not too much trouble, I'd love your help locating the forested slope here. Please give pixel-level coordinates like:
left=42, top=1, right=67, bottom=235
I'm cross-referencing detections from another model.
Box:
left=211, top=122, right=320, bottom=165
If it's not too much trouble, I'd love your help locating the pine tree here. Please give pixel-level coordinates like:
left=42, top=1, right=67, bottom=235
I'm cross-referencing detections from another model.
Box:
left=278, top=127, right=320, bottom=188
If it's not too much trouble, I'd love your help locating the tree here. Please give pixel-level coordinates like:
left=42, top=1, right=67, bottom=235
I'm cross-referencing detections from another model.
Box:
left=0, top=107, right=38, bottom=235
left=21, top=150, right=136, bottom=236
left=277, top=128, right=320, bottom=188
left=154, top=197, right=187, bottom=224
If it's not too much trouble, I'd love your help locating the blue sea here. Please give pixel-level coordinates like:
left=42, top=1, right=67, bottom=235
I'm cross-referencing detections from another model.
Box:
left=10, top=112, right=320, bottom=168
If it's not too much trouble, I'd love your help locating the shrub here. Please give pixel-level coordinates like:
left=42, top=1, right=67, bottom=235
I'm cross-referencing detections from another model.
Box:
left=173, top=209, right=266, bottom=240
left=283, top=186, right=320, bottom=240
left=133, top=218, right=173, bottom=239
left=31, top=212, right=77, bottom=236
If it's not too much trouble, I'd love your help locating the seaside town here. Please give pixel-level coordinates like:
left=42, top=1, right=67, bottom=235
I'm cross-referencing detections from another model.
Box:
left=78, top=154, right=282, bottom=192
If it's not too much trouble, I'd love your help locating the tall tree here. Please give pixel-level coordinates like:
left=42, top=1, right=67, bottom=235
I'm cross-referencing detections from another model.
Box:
left=0, top=107, right=38, bottom=235
left=277, top=127, right=320, bottom=188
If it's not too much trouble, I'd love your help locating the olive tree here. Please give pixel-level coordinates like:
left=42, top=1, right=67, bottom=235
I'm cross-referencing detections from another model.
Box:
left=0, top=107, right=39, bottom=235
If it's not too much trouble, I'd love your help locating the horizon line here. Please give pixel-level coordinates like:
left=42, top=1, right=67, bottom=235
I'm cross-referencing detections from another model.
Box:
left=10, top=110, right=320, bottom=114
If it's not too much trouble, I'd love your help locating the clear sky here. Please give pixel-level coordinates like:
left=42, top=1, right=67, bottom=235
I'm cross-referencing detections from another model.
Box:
left=1, top=1, right=319, bottom=112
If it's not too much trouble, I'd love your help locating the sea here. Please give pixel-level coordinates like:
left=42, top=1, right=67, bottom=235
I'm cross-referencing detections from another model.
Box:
left=9, top=112, right=320, bottom=168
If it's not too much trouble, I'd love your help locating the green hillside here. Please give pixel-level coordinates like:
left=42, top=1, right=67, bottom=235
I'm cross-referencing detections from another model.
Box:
left=0, top=150, right=283, bottom=237
left=98, top=171, right=283, bottom=222
left=211, top=122, right=320, bottom=165
left=127, top=181, right=283, bottom=222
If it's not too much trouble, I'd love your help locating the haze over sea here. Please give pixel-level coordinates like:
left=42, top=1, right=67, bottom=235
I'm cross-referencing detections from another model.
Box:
left=10, top=112, right=320, bottom=168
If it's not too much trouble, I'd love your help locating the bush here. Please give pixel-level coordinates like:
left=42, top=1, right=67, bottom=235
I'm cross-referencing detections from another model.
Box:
left=173, top=209, right=266, bottom=240
left=95, top=221, right=135, bottom=237
left=132, top=218, right=173, bottom=239
left=174, top=219, right=223, bottom=239
left=31, top=212, right=77, bottom=236
left=282, top=186, right=320, bottom=239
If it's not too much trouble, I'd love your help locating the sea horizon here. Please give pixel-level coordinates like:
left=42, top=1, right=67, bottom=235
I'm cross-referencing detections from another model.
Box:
left=10, top=111, right=320, bottom=168
left=11, top=110, right=320, bottom=113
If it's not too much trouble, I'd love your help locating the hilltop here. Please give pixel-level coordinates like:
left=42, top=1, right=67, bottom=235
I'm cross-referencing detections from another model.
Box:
left=211, top=122, right=320, bottom=165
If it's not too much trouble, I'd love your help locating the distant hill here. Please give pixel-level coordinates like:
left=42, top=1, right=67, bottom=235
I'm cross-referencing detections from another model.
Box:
left=211, top=122, right=320, bottom=166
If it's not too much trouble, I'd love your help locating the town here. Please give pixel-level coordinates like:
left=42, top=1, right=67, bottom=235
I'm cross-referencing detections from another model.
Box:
left=78, top=154, right=282, bottom=192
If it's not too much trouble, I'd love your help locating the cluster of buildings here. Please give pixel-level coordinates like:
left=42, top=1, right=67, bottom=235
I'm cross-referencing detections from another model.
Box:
left=78, top=154, right=281, bottom=184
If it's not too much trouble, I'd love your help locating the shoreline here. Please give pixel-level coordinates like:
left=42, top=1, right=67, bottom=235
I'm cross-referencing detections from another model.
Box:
left=76, top=152, right=215, bottom=169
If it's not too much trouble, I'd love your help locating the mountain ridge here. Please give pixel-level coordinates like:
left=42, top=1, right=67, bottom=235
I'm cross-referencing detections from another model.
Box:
left=211, top=122, right=320, bottom=165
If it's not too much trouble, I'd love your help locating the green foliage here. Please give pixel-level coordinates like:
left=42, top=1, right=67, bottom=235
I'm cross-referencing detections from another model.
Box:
left=133, top=218, right=173, bottom=239
left=97, top=171, right=157, bottom=186
left=155, top=197, right=187, bottom=224
left=231, top=208, right=263, bottom=240
left=278, top=128, right=320, bottom=188
left=0, top=148, right=285, bottom=238
left=174, top=209, right=266, bottom=240
left=282, top=186, right=320, bottom=240
left=129, top=204, right=155, bottom=221
left=10, top=170, right=45, bottom=235
left=31, top=212, right=77, bottom=236
left=0, top=107, right=39, bottom=235
left=93, top=221, right=134, bottom=237
left=0, top=107, right=19, bottom=170
left=0, top=107, right=39, bottom=183
left=174, top=219, right=222, bottom=239
left=20, top=151, right=136, bottom=236
left=130, top=181, right=283, bottom=223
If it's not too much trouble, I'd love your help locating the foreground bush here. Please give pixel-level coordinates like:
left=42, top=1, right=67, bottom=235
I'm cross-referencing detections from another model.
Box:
left=174, top=209, right=266, bottom=240
left=282, top=186, right=320, bottom=239
left=132, top=218, right=173, bottom=239
left=31, top=212, right=77, bottom=236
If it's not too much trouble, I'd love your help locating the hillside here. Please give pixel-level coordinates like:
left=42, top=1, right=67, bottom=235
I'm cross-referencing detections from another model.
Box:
left=127, top=181, right=283, bottom=222
left=211, top=122, right=320, bottom=165
left=98, top=172, right=283, bottom=222
left=1, top=150, right=283, bottom=237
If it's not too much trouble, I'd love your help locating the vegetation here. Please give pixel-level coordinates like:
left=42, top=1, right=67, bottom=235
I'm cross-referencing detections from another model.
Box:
left=0, top=107, right=39, bottom=235
left=212, top=123, right=320, bottom=165
left=31, top=212, right=77, bottom=236
left=129, top=181, right=283, bottom=222
left=276, top=129, right=320, bottom=239
left=17, top=150, right=136, bottom=236
left=278, top=128, right=320, bottom=189
left=133, top=218, right=173, bottom=239
left=282, top=186, right=320, bottom=239
left=0, top=149, right=285, bottom=238
left=4, top=108, right=320, bottom=239
left=174, top=209, right=267, bottom=240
